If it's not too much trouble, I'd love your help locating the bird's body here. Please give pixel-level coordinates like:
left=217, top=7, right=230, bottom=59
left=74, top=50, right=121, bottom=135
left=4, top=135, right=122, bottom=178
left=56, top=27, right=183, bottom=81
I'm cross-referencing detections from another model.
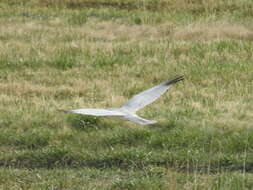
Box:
left=64, top=76, right=184, bottom=125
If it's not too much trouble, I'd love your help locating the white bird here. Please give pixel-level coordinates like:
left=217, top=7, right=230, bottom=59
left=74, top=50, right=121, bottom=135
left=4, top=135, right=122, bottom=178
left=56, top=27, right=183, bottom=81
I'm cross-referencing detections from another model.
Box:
left=64, top=76, right=184, bottom=125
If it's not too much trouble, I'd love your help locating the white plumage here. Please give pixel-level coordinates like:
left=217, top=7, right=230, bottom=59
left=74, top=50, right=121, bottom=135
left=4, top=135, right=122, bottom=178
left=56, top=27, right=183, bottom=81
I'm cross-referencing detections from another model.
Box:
left=64, top=76, right=184, bottom=125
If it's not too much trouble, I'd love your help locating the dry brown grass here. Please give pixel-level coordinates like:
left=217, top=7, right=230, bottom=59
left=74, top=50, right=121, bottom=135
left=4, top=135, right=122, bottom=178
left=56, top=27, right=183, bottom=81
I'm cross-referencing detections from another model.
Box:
left=1, top=16, right=252, bottom=118
left=173, top=21, right=253, bottom=41
left=1, top=18, right=252, bottom=60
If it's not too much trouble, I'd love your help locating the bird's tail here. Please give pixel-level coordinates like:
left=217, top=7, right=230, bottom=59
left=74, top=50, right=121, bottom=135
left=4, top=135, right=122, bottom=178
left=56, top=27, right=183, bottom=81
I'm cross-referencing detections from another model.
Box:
left=123, top=114, right=157, bottom=125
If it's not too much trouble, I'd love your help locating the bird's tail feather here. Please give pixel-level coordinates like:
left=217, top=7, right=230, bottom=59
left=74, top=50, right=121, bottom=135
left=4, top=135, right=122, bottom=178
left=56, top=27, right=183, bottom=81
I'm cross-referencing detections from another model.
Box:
left=124, top=114, right=157, bottom=125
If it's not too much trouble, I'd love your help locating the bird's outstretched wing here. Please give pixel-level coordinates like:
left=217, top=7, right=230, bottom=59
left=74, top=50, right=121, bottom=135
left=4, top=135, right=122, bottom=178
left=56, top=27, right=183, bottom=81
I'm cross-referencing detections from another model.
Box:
left=63, top=108, right=124, bottom=116
left=122, top=76, right=184, bottom=113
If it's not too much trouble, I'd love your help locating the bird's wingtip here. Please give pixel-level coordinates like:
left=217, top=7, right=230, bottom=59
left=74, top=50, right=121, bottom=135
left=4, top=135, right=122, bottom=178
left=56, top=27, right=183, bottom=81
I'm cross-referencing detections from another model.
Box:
left=165, top=75, right=184, bottom=86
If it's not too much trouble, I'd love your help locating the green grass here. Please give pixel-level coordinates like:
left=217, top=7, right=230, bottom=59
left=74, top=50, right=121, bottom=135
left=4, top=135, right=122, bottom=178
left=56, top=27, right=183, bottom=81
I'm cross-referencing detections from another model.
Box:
left=0, top=0, right=253, bottom=189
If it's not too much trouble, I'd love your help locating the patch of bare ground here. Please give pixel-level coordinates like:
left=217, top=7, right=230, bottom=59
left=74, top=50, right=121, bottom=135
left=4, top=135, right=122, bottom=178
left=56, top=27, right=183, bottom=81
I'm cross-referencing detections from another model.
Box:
left=67, top=20, right=253, bottom=42
left=172, top=21, right=253, bottom=41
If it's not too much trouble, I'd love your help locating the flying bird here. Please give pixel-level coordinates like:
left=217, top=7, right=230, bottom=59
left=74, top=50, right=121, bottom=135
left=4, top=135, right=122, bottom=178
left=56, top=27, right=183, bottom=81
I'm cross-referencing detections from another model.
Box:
left=64, top=76, right=184, bottom=125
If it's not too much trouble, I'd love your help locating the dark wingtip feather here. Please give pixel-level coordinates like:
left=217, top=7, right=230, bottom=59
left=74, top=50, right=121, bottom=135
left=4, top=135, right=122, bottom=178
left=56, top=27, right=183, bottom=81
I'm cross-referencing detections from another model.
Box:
left=165, top=75, right=184, bottom=86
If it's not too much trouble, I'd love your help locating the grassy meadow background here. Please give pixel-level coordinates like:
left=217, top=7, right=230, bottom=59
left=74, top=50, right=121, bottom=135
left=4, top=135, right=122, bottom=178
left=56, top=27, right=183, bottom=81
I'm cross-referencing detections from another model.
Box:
left=0, top=0, right=253, bottom=189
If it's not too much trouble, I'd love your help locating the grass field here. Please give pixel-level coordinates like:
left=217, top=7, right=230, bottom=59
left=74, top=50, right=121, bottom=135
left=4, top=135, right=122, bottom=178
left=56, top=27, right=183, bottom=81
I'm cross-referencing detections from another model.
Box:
left=0, top=0, right=253, bottom=189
